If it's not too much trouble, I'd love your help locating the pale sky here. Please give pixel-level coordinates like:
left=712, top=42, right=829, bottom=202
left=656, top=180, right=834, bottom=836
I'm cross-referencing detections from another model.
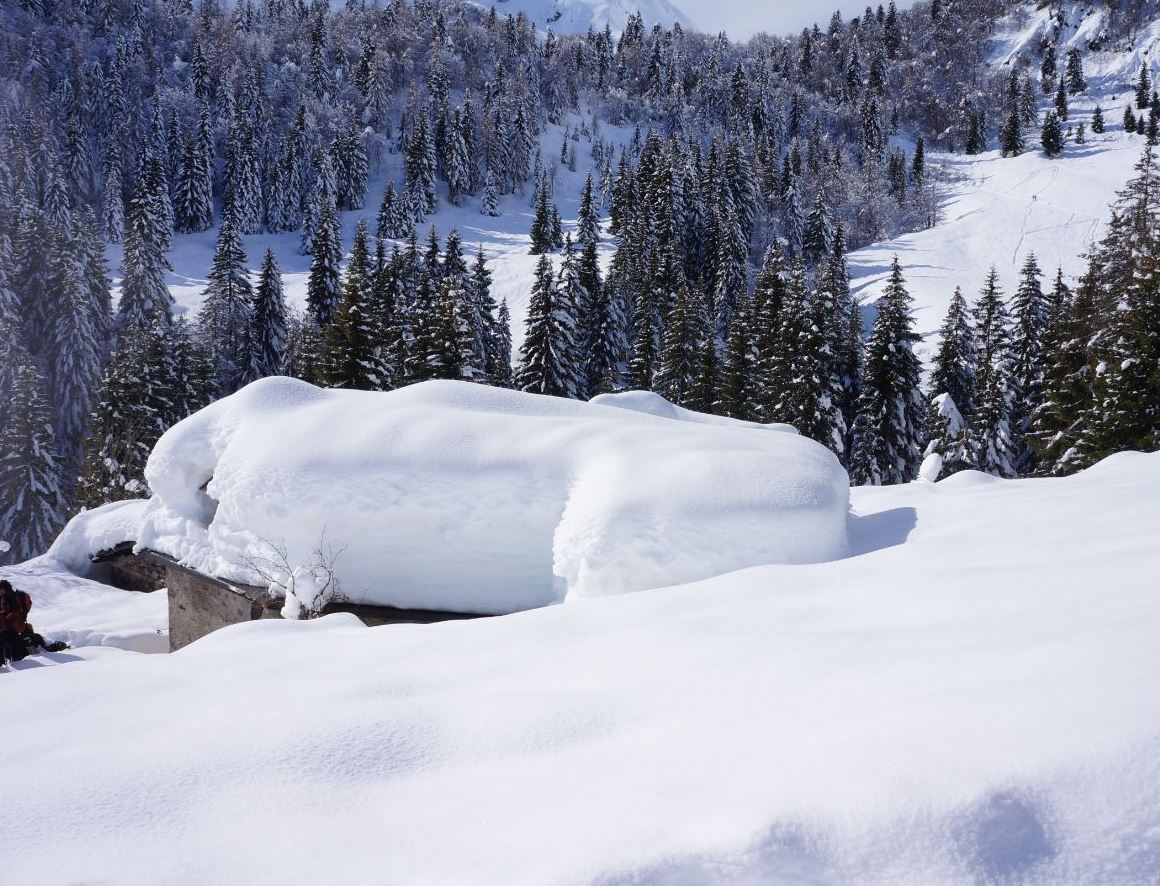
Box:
left=676, top=0, right=920, bottom=40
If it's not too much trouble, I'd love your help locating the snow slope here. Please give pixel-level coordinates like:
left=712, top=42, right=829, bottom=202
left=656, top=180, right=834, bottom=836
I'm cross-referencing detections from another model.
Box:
left=849, top=0, right=1158, bottom=360
left=136, top=378, right=848, bottom=613
left=848, top=124, right=1144, bottom=363
left=3, top=451, right=1158, bottom=883
left=990, top=1, right=1160, bottom=93
left=473, top=0, right=690, bottom=34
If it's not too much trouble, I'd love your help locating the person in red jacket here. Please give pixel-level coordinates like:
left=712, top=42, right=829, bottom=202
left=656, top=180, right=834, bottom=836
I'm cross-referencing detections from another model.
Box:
left=0, top=579, right=45, bottom=664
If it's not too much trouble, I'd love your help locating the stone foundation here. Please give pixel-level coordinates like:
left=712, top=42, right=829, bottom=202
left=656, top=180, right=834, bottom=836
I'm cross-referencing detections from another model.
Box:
left=128, top=551, right=486, bottom=652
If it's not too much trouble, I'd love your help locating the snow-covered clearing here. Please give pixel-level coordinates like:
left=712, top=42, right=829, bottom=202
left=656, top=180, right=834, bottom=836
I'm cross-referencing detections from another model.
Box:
left=3, top=451, right=1159, bottom=883
left=849, top=125, right=1144, bottom=363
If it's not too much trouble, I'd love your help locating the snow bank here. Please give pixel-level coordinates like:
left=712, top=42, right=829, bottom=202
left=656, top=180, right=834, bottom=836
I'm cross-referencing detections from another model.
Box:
left=3, top=453, right=1159, bottom=883
left=136, top=378, right=849, bottom=613
left=0, top=558, right=167, bottom=654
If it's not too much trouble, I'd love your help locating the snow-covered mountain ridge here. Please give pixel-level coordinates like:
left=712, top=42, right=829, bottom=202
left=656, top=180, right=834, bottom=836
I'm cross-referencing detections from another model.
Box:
left=471, top=0, right=691, bottom=33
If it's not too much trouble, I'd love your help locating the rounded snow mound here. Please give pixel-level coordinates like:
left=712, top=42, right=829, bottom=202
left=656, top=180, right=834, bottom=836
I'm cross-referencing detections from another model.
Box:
left=137, top=378, right=849, bottom=614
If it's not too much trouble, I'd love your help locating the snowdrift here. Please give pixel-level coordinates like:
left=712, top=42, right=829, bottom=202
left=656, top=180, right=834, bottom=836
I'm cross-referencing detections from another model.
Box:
left=135, top=378, right=849, bottom=613
left=4, top=453, right=1159, bottom=883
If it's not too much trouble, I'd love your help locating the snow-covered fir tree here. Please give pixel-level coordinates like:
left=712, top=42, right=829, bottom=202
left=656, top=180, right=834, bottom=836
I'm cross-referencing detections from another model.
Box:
left=972, top=267, right=1021, bottom=477
left=516, top=255, right=580, bottom=399
left=324, top=220, right=381, bottom=390
left=0, top=354, right=65, bottom=564
left=197, top=209, right=254, bottom=394
left=251, top=248, right=289, bottom=380
left=929, top=286, right=977, bottom=422
left=850, top=257, right=925, bottom=485
left=306, top=194, right=343, bottom=329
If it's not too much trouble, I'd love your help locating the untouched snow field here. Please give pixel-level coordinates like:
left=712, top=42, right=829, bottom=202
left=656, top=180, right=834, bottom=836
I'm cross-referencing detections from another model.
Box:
left=136, top=378, right=848, bottom=612
left=3, top=452, right=1159, bottom=883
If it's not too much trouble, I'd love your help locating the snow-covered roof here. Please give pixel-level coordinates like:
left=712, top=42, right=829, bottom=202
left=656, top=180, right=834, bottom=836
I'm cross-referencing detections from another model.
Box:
left=134, top=378, right=850, bottom=614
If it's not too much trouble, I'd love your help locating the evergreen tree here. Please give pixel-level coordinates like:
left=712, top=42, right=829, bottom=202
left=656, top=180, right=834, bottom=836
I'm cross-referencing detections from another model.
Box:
left=1040, top=43, right=1057, bottom=93
left=516, top=255, right=580, bottom=398
left=1054, top=79, right=1069, bottom=121
left=928, top=286, right=977, bottom=420
left=78, top=320, right=174, bottom=507
left=1029, top=263, right=1095, bottom=475
left=1000, top=108, right=1024, bottom=157
left=1041, top=111, right=1064, bottom=157
left=1087, top=144, right=1160, bottom=460
left=494, top=299, right=514, bottom=388
left=803, top=192, right=834, bottom=264
left=972, top=267, right=1020, bottom=476
left=1092, top=105, right=1105, bottom=134
left=1065, top=48, right=1086, bottom=94
left=480, top=167, right=501, bottom=217
left=850, top=257, right=925, bottom=485
left=174, top=118, right=214, bottom=233
left=251, top=247, right=288, bottom=379
left=528, top=176, right=556, bottom=254
left=306, top=197, right=342, bottom=328
left=118, top=169, right=173, bottom=330
left=1137, top=62, right=1153, bottom=110
left=717, top=296, right=756, bottom=420
left=556, top=235, right=589, bottom=389
left=655, top=282, right=706, bottom=406
left=923, top=393, right=977, bottom=479
left=577, top=172, right=601, bottom=249
left=197, top=209, right=253, bottom=394
left=446, top=110, right=472, bottom=206
left=771, top=259, right=844, bottom=450
left=405, top=108, right=437, bottom=218
left=1010, top=253, right=1050, bottom=472
left=0, top=355, right=65, bottom=564
left=323, top=220, right=380, bottom=389
left=224, top=114, right=262, bottom=234
left=1124, top=105, right=1138, bottom=134
left=50, top=236, right=106, bottom=480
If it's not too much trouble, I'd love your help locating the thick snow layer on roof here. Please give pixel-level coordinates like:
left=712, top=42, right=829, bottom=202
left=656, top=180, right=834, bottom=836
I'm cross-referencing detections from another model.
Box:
left=3, top=452, right=1158, bottom=882
left=135, top=378, right=849, bottom=613
left=45, top=499, right=150, bottom=576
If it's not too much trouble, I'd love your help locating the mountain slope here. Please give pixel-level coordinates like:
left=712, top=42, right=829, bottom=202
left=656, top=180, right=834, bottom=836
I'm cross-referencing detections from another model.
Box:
left=471, top=0, right=690, bottom=33
left=848, top=123, right=1144, bottom=361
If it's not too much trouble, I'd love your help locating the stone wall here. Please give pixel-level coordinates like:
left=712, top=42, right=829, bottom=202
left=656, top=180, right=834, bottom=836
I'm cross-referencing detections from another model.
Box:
left=164, top=562, right=275, bottom=652
left=154, top=553, right=487, bottom=651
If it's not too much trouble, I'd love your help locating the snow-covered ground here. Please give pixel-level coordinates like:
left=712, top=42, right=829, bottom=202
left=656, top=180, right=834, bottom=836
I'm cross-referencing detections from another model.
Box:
left=0, top=559, right=166, bottom=659
left=3, top=451, right=1158, bottom=882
